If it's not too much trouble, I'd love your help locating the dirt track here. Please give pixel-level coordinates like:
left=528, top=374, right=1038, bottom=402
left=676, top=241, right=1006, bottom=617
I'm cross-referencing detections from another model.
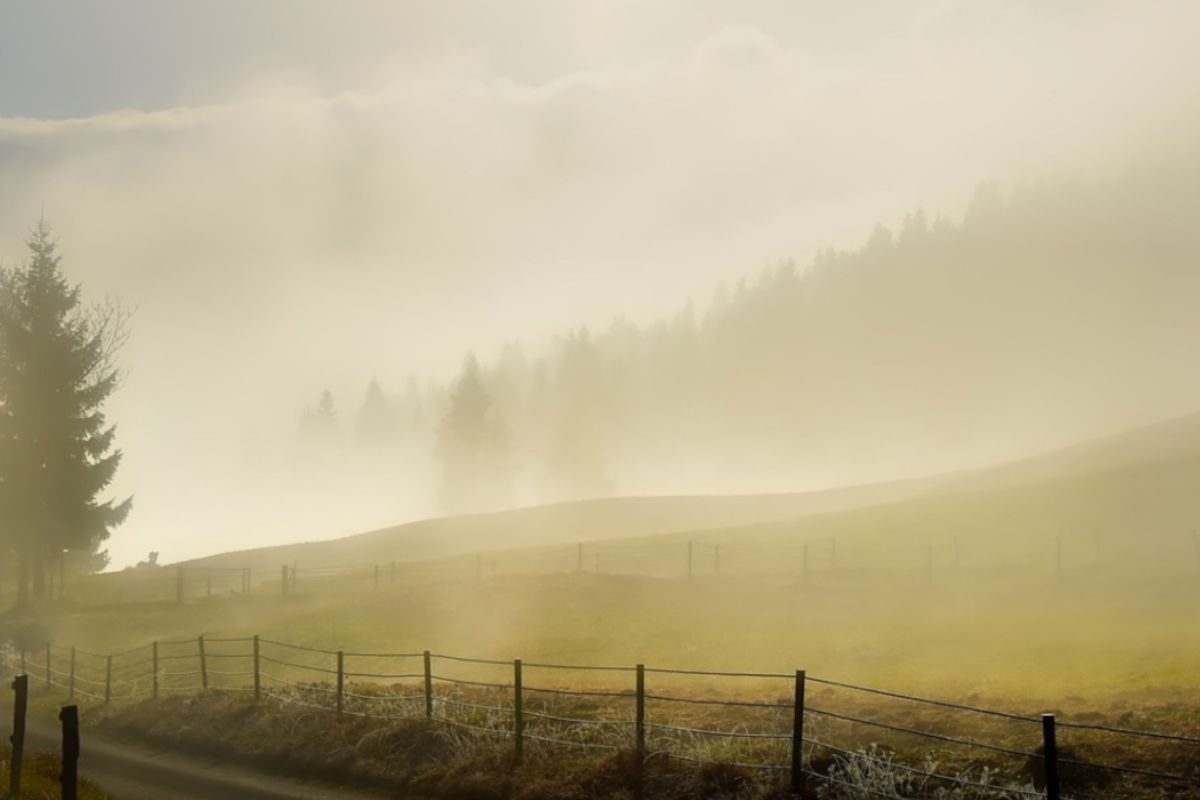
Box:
left=2, top=699, right=381, bottom=800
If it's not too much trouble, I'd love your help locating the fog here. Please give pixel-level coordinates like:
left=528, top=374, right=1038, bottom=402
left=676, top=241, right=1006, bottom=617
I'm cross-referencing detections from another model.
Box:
left=2, top=0, right=1200, bottom=568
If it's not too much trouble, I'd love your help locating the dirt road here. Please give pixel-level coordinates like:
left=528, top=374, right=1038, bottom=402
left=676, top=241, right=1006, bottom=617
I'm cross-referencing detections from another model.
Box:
left=3, top=700, right=383, bottom=800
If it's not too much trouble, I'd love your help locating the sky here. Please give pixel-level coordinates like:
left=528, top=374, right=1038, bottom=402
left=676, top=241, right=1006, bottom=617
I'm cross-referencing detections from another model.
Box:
left=1, top=0, right=1198, bottom=567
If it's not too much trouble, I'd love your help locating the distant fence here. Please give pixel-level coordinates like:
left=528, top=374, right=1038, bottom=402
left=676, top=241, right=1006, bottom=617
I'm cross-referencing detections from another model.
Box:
left=3, top=637, right=1198, bottom=799
left=40, top=526, right=1200, bottom=608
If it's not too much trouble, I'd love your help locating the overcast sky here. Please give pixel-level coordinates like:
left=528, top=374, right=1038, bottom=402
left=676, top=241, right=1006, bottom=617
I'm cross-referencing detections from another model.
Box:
left=2, top=0, right=1198, bottom=567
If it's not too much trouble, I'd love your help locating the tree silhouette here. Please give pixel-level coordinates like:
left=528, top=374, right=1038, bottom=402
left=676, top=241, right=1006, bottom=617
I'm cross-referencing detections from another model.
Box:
left=436, top=354, right=512, bottom=513
left=0, top=221, right=131, bottom=607
left=354, top=377, right=396, bottom=447
left=299, top=389, right=337, bottom=440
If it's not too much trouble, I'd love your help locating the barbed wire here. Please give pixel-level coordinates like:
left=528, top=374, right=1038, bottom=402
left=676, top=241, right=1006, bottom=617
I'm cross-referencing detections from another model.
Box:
left=806, top=706, right=1042, bottom=759
left=12, top=633, right=1197, bottom=795
left=807, top=675, right=1040, bottom=723
left=645, top=692, right=789, bottom=710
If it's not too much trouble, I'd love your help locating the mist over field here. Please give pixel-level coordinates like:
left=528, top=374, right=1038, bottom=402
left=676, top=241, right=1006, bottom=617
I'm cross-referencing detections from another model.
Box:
left=4, top=1, right=1200, bottom=567
left=4, top=4, right=1200, bottom=800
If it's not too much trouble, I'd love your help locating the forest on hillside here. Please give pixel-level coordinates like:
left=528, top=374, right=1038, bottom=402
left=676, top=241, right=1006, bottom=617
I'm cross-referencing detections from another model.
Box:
left=299, top=160, right=1200, bottom=514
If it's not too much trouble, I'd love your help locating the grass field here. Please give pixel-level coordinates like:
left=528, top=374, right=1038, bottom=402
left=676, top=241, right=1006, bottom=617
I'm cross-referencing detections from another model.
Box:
left=3, top=414, right=1199, bottom=797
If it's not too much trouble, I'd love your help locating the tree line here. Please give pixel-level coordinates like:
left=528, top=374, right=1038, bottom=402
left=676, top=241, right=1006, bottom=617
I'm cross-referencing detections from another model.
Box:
left=0, top=221, right=130, bottom=608
left=300, top=161, right=1200, bottom=515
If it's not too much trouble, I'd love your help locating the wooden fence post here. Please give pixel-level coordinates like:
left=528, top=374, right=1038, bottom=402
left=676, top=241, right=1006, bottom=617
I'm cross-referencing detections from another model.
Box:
left=152, top=641, right=159, bottom=700
left=45, top=642, right=52, bottom=690
left=60, top=704, right=79, bottom=800
left=791, top=669, right=806, bottom=795
left=423, top=650, right=433, bottom=719
left=253, top=635, right=261, bottom=700
left=635, top=663, right=645, bottom=756
left=10, top=674, right=27, bottom=796
left=176, top=565, right=184, bottom=603
left=1042, top=714, right=1060, bottom=800
left=104, top=655, right=112, bottom=704
left=69, top=647, right=76, bottom=700
left=513, top=659, right=524, bottom=765
left=198, top=635, right=208, bottom=691
left=336, top=650, right=345, bottom=715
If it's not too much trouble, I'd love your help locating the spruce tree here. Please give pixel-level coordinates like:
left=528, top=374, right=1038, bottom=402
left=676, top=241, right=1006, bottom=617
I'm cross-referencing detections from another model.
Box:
left=435, top=354, right=512, bottom=513
left=0, top=221, right=131, bottom=607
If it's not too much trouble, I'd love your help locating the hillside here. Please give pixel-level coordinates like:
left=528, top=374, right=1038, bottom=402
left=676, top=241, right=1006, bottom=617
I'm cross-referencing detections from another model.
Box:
left=177, top=475, right=940, bottom=573
left=632, top=410, right=1200, bottom=579
left=179, top=410, right=1200, bottom=580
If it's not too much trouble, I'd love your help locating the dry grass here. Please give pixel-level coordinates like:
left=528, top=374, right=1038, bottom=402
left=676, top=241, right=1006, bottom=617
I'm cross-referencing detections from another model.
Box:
left=0, top=744, right=112, bottom=800
left=89, top=681, right=1200, bottom=800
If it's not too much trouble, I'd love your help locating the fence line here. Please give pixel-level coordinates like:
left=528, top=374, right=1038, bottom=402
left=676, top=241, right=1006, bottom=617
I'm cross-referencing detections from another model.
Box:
left=2, top=636, right=1197, bottom=798
left=24, top=522, right=1200, bottom=608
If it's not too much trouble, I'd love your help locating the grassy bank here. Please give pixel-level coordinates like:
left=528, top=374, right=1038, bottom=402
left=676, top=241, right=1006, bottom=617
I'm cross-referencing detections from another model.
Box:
left=0, top=744, right=112, bottom=799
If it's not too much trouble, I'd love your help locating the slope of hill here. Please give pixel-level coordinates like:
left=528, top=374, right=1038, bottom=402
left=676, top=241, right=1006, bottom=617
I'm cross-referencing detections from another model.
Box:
left=177, top=475, right=941, bottom=573
left=179, top=410, right=1200, bottom=579
left=634, top=410, right=1200, bottom=578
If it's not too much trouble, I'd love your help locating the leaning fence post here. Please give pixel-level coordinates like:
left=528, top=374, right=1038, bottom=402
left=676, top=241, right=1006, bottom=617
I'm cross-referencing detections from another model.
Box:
left=60, top=704, right=79, bottom=800
left=513, top=658, right=524, bottom=765
left=198, top=635, right=208, bottom=691
left=45, top=642, right=52, bottom=690
left=10, top=673, right=28, bottom=796
left=336, top=650, right=345, bottom=715
left=791, top=669, right=806, bottom=795
left=1042, top=713, right=1060, bottom=800
left=423, top=650, right=433, bottom=719
left=69, top=647, right=76, bottom=700
left=635, top=663, right=645, bottom=756
left=104, top=655, right=112, bottom=704
left=152, top=641, right=159, bottom=699
left=253, top=635, right=261, bottom=700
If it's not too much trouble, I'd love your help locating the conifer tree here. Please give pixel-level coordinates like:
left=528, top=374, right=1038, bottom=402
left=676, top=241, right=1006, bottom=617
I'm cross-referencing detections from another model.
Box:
left=435, top=354, right=512, bottom=513
left=0, top=221, right=131, bottom=607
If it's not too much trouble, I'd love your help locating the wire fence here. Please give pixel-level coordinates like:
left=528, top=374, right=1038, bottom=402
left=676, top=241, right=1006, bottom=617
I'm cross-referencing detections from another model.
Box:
left=23, top=525, right=1200, bottom=608
left=3, top=637, right=1197, bottom=799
